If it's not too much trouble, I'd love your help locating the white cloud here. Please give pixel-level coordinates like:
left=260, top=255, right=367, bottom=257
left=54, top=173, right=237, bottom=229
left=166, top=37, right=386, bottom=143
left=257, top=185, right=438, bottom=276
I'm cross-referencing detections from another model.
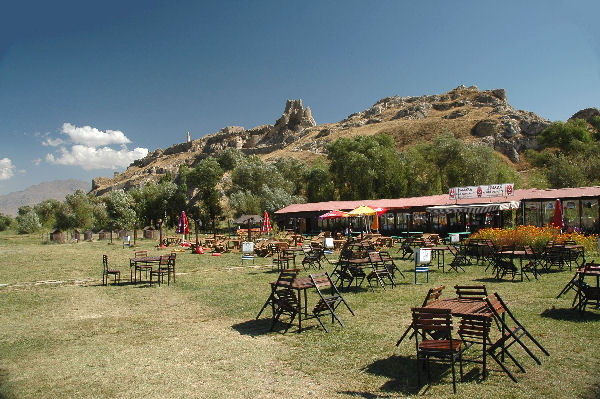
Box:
left=46, top=145, right=149, bottom=170
left=33, top=158, right=42, bottom=166
left=0, top=158, right=16, bottom=180
left=61, top=122, right=131, bottom=147
left=42, top=137, right=65, bottom=147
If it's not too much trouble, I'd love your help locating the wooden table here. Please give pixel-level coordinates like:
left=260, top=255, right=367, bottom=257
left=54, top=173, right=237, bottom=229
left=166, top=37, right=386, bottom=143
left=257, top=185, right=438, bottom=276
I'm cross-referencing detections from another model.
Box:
left=563, top=245, right=585, bottom=270
left=430, top=245, right=452, bottom=271
left=425, top=297, right=492, bottom=317
left=333, top=257, right=370, bottom=289
left=164, top=236, right=182, bottom=246
left=333, top=239, right=346, bottom=250
left=265, top=275, right=331, bottom=331
left=424, top=297, right=493, bottom=377
left=558, top=266, right=600, bottom=308
left=129, top=256, right=161, bottom=282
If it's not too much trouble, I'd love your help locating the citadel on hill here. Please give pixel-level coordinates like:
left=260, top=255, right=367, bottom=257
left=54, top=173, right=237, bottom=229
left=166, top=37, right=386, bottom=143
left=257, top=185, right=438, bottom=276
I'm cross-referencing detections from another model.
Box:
left=90, top=85, right=556, bottom=196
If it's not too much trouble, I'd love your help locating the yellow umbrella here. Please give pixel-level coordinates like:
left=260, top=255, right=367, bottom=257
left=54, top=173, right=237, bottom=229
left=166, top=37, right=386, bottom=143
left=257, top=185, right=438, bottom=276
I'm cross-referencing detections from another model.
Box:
left=347, top=205, right=377, bottom=216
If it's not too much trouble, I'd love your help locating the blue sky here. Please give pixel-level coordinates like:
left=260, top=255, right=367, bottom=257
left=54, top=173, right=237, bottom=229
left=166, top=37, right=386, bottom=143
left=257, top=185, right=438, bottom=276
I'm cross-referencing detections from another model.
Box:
left=1, top=0, right=599, bottom=195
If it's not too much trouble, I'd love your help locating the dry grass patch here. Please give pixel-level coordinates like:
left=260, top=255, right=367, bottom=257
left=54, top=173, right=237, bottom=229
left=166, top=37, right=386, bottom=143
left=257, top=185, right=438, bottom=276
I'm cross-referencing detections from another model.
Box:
left=1, top=231, right=600, bottom=398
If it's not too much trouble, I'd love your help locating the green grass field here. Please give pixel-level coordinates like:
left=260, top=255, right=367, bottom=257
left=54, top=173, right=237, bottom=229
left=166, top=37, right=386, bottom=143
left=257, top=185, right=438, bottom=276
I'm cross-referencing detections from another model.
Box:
left=1, top=231, right=599, bottom=398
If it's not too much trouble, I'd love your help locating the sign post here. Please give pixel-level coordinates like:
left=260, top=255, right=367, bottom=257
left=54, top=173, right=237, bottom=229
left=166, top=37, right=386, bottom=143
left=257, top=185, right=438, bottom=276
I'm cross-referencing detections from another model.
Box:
left=414, top=247, right=432, bottom=284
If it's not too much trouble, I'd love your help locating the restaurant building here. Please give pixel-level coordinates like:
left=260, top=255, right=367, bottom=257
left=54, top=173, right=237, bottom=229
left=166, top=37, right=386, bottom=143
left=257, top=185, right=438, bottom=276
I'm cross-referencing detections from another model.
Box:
left=274, top=186, right=600, bottom=235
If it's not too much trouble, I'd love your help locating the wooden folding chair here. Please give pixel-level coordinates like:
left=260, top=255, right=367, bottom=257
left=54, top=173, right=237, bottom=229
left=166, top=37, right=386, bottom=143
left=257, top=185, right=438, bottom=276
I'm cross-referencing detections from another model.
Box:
left=149, top=255, right=170, bottom=287
left=447, top=245, right=468, bottom=272
left=133, top=252, right=153, bottom=283
left=574, top=263, right=600, bottom=316
left=396, top=285, right=445, bottom=346
left=484, top=293, right=550, bottom=380
left=456, top=313, right=526, bottom=382
left=379, top=250, right=405, bottom=279
left=270, top=286, right=301, bottom=332
left=401, top=240, right=415, bottom=259
left=366, top=251, right=395, bottom=291
left=412, top=307, right=463, bottom=394
left=301, top=248, right=323, bottom=271
left=522, top=245, right=541, bottom=280
left=557, top=261, right=600, bottom=304
left=256, top=269, right=300, bottom=320
left=102, top=255, right=120, bottom=286
left=454, top=284, right=487, bottom=300
left=493, top=245, right=519, bottom=280
left=309, top=272, right=355, bottom=332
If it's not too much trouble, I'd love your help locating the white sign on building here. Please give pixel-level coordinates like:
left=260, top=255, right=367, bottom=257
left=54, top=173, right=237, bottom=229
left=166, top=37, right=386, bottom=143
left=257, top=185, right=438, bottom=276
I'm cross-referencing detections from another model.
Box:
left=449, top=183, right=514, bottom=200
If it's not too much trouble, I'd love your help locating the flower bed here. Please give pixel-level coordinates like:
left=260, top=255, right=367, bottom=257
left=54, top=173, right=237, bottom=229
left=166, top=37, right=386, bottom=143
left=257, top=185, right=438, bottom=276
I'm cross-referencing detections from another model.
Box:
left=469, top=225, right=599, bottom=254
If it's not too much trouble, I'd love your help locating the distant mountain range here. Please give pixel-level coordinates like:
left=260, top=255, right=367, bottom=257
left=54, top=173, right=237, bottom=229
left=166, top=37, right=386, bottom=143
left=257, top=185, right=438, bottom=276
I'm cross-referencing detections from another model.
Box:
left=0, top=179, right=90, bottom=216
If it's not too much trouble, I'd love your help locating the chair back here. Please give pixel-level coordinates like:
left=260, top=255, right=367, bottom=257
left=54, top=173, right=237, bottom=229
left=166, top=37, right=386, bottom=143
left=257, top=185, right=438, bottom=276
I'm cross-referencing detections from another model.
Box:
left=102, top=254, right=109, bottom=272
left=422, top=285, right=445, bottom=306
left=368, top=251, right=383, bottom=265
left=275, top=268, right=300, bottom=287
left=484, top=293, right=506, bottom=317
left=458, top=314, right=491, bottom=343
left=242, top=241, right=254, bottom=254
left=411, top=307, right=453, bottom=336
left=455, top=284, right=487, bottom=300
left=135, top=250, right=148, bottom=258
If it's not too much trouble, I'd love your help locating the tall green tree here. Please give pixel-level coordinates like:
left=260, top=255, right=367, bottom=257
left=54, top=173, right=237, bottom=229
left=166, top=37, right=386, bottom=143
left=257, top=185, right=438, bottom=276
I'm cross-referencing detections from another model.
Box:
left=327, top=134, right=405, bottom=200
left=16, top=209, right=41, bottom=234
left=304, top=161, right=335, bottom=203
left=187, top=157, right=224, bottom=237
left=537, top=119, right=593, bottom=153
left=104, top=190, right=136, bottom=230
left=228, top=155, right=304, bottom=215
left=33, top=199, right=61, bottom=228
left=0, top=213, right=14, bottom=231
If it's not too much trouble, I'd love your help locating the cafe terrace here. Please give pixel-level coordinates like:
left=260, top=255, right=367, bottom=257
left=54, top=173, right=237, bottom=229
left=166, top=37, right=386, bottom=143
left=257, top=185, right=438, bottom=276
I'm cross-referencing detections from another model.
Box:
left=274, top=186, right=600, bottom=235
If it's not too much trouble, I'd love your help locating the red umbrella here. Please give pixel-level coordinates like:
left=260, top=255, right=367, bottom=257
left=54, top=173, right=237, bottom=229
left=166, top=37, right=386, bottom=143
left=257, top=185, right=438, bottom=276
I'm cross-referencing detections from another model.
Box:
left=261, top=211, right=271, bottom=234
left=550, top=199, right=564, bottom=230
left=369, top=206, right=388, bottom=216
left=319, top=210, right=349, bottom=219
left=176, top=211, right=189, bottom=235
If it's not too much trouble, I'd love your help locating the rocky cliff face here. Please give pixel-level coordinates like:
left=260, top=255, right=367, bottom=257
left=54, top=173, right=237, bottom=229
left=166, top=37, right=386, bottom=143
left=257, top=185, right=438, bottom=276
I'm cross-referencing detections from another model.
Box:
left=90, top=86, right=554, bottom=195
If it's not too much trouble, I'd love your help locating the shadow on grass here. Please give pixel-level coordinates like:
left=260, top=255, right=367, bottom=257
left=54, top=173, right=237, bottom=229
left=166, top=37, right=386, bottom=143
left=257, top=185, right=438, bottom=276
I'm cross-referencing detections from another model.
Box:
left=232, top=317, right=322, bottom=336
left=231, top=318, right=273, bottom=336
left=540, top=306, right=600, bottom=322
left=473, top=277, right=514, bottom=283
left=360, top=354, right=483, bottom=396
left=0, top=368, right=12, bottom=399
left=582, top=383, right=600, bottom=399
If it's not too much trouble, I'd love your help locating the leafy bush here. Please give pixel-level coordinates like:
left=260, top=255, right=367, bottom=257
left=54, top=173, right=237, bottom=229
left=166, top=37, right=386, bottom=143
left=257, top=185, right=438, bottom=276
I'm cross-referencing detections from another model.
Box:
left=16, top=210, right=42, bottom=234
left=0, top=213, right=13, bottom=231
left=470, top=225, right=598, bottom=253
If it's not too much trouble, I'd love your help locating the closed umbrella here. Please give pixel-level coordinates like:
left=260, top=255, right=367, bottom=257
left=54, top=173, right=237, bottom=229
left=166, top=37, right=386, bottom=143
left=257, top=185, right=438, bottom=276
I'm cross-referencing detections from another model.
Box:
left=176, top=211, right=190, bottom=243
left=262, top=211, right=271, bottom=235
left=550, top=199, right=564, bottom=231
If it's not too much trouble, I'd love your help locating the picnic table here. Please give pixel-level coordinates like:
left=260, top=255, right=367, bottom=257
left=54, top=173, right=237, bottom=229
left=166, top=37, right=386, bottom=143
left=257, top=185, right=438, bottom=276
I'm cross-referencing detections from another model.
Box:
left=162, top=236, right=182, bottom=247
left=424, top=297, right=492, bottom=317
left=129, top=256, right=161, bottom=282
left=429, top=245, right=452, bottom=271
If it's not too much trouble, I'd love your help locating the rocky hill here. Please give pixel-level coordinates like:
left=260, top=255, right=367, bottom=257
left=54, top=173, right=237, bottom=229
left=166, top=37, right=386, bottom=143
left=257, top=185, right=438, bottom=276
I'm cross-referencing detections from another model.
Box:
left=90, top=85, right=552, bottom=196
left=0, top=179, right=90, bottom=216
